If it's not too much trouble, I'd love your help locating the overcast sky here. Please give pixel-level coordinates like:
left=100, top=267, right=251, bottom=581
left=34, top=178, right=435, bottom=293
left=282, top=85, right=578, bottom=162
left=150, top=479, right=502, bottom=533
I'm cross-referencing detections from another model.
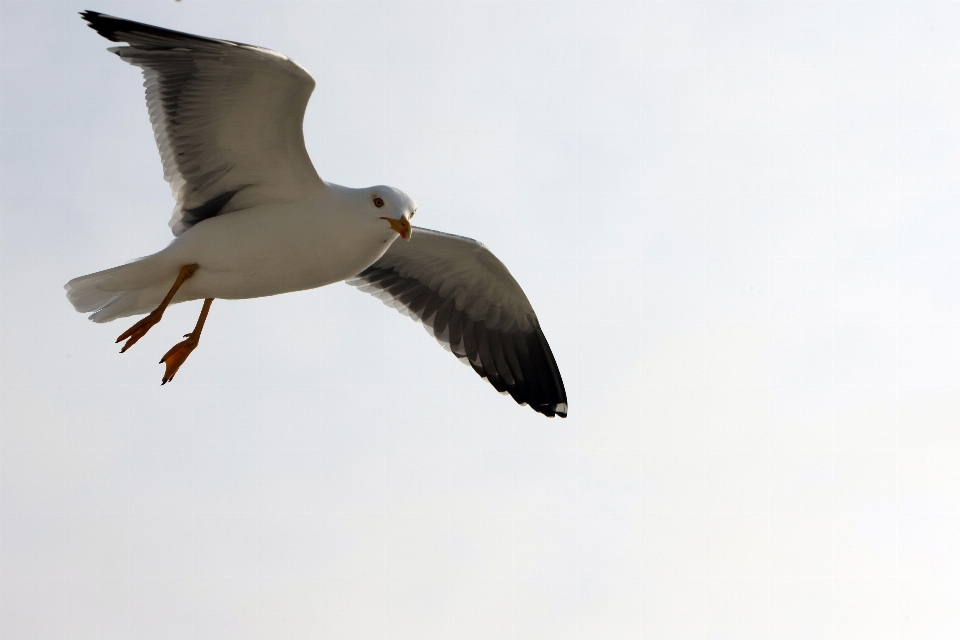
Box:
left=2, top=1, right=959, bottom=638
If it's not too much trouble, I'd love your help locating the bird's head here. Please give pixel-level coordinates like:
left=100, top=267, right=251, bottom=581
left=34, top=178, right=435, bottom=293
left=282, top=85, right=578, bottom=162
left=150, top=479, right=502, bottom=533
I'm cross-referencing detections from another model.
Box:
left=367, top=186, right=416, bottom=241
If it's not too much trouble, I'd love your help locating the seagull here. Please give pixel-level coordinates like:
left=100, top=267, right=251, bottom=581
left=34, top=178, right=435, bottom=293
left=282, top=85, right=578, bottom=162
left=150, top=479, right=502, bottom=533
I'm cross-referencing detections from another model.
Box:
left=65, top=11, right=567, bottom=418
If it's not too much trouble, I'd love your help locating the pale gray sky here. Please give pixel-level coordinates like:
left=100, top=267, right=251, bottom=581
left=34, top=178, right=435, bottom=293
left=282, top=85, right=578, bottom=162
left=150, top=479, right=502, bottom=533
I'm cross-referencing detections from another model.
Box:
left=2, top=1, right=959, bottom=638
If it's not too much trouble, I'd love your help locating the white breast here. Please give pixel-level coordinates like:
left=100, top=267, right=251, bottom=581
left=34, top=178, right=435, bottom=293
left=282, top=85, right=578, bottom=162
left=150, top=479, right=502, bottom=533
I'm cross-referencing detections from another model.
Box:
left=160, top=197, right=397, bottom=302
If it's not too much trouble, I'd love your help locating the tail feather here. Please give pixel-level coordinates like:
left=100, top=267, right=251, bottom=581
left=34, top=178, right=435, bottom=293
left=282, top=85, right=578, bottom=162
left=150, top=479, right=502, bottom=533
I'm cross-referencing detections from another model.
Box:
left=89, top=290, right=164, bottom=323
left=65, top=257, right=171, bottom=322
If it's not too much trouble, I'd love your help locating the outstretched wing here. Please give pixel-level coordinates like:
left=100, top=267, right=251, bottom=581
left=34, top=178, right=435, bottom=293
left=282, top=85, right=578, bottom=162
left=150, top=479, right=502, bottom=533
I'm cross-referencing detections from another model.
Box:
left=346, top=228, right=567, bottom=418
left=82, top=11, right=323, bottom=236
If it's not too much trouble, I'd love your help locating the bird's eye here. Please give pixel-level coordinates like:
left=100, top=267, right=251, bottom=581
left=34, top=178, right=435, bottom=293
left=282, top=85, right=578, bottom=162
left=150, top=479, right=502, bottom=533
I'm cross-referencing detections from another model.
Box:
left=373, top=197, right=384, bottom=208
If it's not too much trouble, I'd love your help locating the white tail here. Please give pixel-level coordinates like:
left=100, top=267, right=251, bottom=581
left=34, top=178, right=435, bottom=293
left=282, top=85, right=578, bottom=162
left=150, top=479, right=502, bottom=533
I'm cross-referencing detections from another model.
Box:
left=65, top=257, right=172, bottom=323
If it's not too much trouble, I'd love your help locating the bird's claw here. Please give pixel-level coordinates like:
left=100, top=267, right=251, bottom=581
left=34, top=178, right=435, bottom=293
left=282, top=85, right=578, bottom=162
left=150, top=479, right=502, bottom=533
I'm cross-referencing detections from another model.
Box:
left=159, top=334, right=198, bottom=385
left=116, top=310, right=163, bottom=353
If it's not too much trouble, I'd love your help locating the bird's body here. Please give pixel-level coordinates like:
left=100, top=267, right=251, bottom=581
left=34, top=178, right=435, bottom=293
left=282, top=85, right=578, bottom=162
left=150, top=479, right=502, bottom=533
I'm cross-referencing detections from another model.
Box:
left=175, top=188, right=398, bottom=301
left=66, top=11, right=568, bottom=417
left=72, top=184, right=411, bottom=322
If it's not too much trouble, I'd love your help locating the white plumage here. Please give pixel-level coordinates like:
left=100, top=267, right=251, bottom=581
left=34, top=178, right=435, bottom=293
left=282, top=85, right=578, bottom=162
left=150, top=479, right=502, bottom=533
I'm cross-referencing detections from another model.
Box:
left=66, top=12, right=567, bottom=417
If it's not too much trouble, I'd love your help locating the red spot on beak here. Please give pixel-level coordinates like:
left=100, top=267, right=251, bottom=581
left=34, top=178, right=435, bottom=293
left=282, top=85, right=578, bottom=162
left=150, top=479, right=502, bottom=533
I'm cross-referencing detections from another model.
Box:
left=381, top=216, right=413, bottom=241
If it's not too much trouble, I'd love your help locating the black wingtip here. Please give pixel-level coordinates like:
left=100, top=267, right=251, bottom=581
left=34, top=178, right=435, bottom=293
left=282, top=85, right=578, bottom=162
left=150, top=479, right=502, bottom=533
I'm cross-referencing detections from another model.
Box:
left=80, top=10, right=125, bottom=42
left=515, top=326, right=567, bottom=419
left=545, top=402, right=568, bottom=419
left=80, top=10, right=250, bottom=49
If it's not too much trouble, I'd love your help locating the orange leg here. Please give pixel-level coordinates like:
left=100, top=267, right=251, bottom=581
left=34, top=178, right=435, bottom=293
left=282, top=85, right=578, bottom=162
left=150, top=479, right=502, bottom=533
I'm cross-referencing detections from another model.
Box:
left=116, top=264, right=199, bottom=352
left=159, top=297, right=213, bottom=385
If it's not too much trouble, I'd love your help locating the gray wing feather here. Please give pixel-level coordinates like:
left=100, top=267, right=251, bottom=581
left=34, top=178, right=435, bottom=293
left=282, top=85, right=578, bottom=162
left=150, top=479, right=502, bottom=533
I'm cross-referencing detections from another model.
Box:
left=82, top=12, right=323, bottom=235
left=346, top=228, right=567, bottom=418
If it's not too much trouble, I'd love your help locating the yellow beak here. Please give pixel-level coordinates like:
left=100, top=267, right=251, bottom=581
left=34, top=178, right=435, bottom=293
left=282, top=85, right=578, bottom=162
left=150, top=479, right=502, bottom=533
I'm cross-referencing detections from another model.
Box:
left=381, top=215, right=412, bottom=241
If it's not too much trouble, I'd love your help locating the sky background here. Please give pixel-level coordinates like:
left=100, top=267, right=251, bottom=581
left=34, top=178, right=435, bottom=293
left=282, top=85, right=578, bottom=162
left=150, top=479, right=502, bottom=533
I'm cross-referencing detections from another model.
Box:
left=2, top=1, right=959, bottom=638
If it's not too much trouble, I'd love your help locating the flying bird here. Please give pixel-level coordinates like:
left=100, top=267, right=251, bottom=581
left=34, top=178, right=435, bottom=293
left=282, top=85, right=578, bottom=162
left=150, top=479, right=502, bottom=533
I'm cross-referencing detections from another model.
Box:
left=65, top=11, right=567, bottom=418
